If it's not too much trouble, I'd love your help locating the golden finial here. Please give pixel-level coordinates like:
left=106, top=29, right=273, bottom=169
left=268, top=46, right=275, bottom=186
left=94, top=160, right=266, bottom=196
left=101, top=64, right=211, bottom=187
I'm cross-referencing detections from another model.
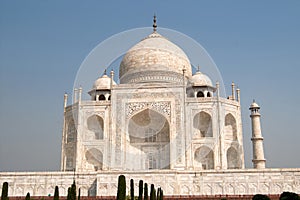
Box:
left=153, top=14, right=157, bottom=32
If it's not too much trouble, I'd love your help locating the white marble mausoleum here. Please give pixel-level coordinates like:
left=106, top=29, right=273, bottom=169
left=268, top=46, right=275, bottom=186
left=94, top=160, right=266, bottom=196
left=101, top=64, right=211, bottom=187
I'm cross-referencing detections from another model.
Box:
left=0, top=17, right=299, bottom=197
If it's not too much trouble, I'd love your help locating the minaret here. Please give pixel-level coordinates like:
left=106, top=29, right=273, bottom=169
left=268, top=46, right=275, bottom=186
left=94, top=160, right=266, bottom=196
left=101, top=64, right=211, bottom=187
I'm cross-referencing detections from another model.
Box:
left=249, top=100, right=266, bottom=169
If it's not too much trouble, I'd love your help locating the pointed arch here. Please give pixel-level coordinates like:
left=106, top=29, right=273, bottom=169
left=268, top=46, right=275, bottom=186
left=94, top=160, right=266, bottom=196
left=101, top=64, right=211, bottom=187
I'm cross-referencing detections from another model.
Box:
left=128, top=108, right=170, bottom=170
left=99, top=94, right=105, bottom=101
left=197, top=91, right=204, bottom=97
left=36, top=186, right=44, bottom=196
left=87, top=115, right=104, bottom=139
left=66, top=156, right=74, bottom=170
left=85, top=148, right=103, bottom=171
left=227, top=146, right=240, bottom=169
left=181, top=185, right=190, bottom=194
left=194, top=146, right=214, bottom=170
left=193, top=111, right=213, bottom=137
left=204, top=184, right=212, bottom=195
left=225, top=113, right=237, bottom=140
left=128, top=109, right=169, bottom=143
left=67, top=119, right=76, bottom=143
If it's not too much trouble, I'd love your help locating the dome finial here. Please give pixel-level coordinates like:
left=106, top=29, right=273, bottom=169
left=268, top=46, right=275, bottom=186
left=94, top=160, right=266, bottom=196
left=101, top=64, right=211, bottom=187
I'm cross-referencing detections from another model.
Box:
left=103, top=69, right=107, bottom=76
left=153, top=14, right=157, bottom=32
left=197, top=65, right=200, bottom=72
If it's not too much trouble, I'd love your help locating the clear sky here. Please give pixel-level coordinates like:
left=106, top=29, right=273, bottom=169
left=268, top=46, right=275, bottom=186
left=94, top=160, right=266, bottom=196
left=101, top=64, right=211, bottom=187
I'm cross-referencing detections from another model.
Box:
left=0, top=0, right=299, bottom=171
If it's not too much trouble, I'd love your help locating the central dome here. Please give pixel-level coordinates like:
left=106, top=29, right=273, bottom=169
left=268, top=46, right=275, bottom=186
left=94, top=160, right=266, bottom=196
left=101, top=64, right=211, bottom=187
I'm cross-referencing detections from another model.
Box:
left=119, top=31, right=192, bottom=84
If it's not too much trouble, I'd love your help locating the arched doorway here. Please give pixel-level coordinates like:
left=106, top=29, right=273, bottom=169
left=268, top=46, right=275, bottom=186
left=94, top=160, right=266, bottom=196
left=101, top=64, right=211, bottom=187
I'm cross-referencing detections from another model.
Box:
left=87, top=115, right=104, bottom=139
left=193, top=111, right=213, bottom=137
left=197, top=91, right=204, bottom=97
left=225, top=113, right=237, bottom=140
left=128, top=109, right=170, bottom=169
left=194, top=146, right=214, bottom=170
left=227, top=146, right=240, bottom=169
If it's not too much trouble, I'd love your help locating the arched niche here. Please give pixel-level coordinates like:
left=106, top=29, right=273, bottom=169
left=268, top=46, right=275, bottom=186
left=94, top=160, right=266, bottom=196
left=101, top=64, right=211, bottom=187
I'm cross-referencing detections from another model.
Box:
left=227, top=146, right=241, bottom=169
left=87, top=115, right=104, bottom=139
left=99, top=94, right=105, bottom=101
left=225, top=113, right=237, bottom=140
left=128, top=109, right=169, bottom=143
left=66, top=156, right=74, bottom=170
left=197, top=91, right=204, bottom=97
left=193, top=111, right=213, bottom=138
left=85, top=148, right=103, bottom=171
left=67, top=119, right=76, bottom=143
left=128, top=108, right=170, bottom=169
left=194, top=146, right=214, bottom=170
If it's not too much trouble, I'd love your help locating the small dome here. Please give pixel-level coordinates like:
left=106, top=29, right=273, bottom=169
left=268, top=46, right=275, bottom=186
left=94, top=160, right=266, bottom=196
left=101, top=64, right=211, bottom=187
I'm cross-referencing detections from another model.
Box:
left=119, top=31, right=192, bottom=84
left=93, top=74, right=116, bottom=90
left=190, top=71, right=213, bottom=87
left=250, top=101, right=260, bottom=109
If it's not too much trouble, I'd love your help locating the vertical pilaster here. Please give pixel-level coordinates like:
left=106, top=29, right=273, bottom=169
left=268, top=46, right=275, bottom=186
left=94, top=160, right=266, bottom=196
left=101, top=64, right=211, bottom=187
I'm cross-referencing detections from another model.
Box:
left=216, top=82, right=223, bottom=169
left=182, top=67, right=188, bottom=169
left=61, top=93, right=68, bottom=171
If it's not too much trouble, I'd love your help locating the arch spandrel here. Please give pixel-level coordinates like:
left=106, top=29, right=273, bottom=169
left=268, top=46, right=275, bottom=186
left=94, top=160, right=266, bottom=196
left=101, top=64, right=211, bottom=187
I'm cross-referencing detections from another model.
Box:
left=126, top=101, right=171, bottom=122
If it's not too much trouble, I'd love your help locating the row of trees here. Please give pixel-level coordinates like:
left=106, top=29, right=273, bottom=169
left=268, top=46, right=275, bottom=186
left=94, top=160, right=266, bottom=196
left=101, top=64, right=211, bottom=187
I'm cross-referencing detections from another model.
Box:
left=2, top=181, right=300, bottom=200
left=1, top=181, right=79, bottom=200
left=117, top=175, right=163, bottom=200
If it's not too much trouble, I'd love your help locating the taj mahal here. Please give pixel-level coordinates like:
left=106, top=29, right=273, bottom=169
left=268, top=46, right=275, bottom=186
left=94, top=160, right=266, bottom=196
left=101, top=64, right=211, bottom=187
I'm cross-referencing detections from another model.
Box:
left=0, top=17, right=299, bottom=197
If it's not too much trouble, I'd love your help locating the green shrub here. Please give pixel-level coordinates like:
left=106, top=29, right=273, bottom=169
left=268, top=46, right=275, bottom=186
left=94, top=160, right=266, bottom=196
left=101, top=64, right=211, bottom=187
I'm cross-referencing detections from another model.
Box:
left=117, top=175, right=126, bottom=200
left=252, top=194, right=270, bottom=200
left=70, top=181, right=76, bottom=200
left=25, top=192, right=30, bottom=200
left=160, top=189, right=163, bottom=200
left=138, top=180, right=143, bottom=200
left=150, top=184, right=156, bottom=200
left=144, top=183, right=148, bottom=200
left=1, top=182, right=9, bottom=200
left=130, top=179, right=134, bottom=200
left=53, top=186, right=59, bottom=200
left=77, top=188, right=80, bottom=200
left=280, top=191, right=300, bottom=200
left=156, top=188, right=160, bottom=200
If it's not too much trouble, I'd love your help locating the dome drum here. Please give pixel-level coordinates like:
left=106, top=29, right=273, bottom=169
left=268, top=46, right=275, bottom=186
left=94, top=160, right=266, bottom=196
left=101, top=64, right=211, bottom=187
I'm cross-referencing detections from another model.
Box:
left=120, top=69, right=187, bottom=84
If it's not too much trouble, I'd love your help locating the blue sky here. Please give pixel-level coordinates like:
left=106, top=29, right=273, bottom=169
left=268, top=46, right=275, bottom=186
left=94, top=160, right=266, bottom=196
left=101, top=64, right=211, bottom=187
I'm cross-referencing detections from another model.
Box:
left=0, top=1, right=299, bottom=171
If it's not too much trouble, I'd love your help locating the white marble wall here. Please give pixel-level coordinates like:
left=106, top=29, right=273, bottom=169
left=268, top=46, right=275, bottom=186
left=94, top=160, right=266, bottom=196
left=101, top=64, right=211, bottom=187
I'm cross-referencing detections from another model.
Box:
left=1, top=169, right=299, bottom=196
